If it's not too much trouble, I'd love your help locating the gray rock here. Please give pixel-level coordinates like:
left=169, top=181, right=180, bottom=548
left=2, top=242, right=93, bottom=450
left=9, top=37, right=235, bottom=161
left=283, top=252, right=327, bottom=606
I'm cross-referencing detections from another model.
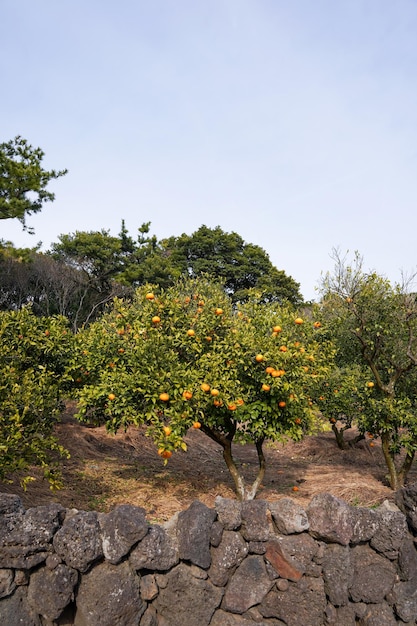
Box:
left=240, top=500, right=270, bottom=541
left=350, top=507, right=379, bottom=544
left=322, top=544, right=352, bottom=606
left=0, top=503, right=64, bottom=569
left=307, top=493, right=354, bottom=546
left=210, top=610, right=263, bottom=625
left=53, top=511, right=103, bottom=572
left=208, top=531, right=248, bottom=587
left=356, top=601, right=397, bottom=625
left=277, top=533, right=319, bottom=575
left=324, top=603, right=356, bottom=625
left=210, top=521, right=224, bottom=547
left=0, top=568, right=15, bottom=599
left=214, top=496, right=242, bottom=530
left=222, top=555, right=274, bottom=613
left=74, top=560, right=143, bottom=626
left=153, top=562, right=223, bottom=626
left=389, top=577, right=417, bottom=623
left=269, top=498, right=309, bottom=534
left=0, top=586, right=41, bottom=626
left=140, top=605, right=158, bottom=626
left=98, top=504, right=149, bottom=564
left=0, top=493, right=24, bottom=515
left=177, top=500, right=217, bottom=568
left=349, top=544, right=396, bottom=604
left=140, top=573, right=159, bottom=601
left=370, top=508, right=408, bottom=559
left=129, top=524, right=178, bottom=571
left=396, top=482, right=417, bottom=532
left=259, top=576, right=327, bottom=626
left=27, top=563, right=78, bottom=621
left=398, top=536, right=417, bottom=581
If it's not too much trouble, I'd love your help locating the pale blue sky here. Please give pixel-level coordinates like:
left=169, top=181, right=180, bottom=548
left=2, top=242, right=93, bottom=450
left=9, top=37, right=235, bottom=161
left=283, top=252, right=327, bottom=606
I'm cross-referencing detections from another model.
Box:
left=2, top=0, right=417, bottom=300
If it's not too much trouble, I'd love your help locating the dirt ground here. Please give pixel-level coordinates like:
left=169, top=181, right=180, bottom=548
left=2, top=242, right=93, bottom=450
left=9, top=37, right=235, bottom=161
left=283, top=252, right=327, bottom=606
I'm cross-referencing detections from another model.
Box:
left=1, top=404, right=414, bottom=523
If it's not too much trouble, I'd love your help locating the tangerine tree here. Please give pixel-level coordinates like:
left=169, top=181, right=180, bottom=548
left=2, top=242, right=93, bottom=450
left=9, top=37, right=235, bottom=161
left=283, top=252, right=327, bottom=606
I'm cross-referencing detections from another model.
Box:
left=71, top=277, right=334, bottom=500
left=319, top=250, right=417, bottom=489
left=0, top=308, right=72, bottom=487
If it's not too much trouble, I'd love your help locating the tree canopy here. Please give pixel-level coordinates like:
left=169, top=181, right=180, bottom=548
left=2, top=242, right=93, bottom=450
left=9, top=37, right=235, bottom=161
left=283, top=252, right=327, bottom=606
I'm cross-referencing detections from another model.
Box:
left=0, top=136, right=67, bottom=232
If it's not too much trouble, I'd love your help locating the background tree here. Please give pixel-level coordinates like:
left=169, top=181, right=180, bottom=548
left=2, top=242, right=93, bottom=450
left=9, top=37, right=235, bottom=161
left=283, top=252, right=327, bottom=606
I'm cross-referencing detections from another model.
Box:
left=0, top=136, right=67, bottom=232
left=70, top=276, right=333, bottom=500
left=161, top=225, right=302, bottom=305
left=319, top=250, right=417, bottom=489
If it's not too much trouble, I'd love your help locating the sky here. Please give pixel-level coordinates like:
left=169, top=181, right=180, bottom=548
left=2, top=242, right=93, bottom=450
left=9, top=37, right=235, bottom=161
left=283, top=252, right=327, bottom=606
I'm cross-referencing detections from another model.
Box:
left=2, top=0, right=417, bottom=301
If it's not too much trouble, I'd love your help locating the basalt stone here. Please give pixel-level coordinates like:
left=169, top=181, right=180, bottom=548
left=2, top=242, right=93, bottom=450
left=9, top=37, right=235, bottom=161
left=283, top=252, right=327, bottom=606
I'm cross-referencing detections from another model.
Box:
left=222, top=555, right=274, bottom=613
left=74, top=560, right=144, bottom=626
left=214, top=497, right=242, bottom=530
left=398, top=536, right=417, bottom=580
left=210, top=610, right=265, bottom=625
left=240, top=500, right=270, bottom=541
left=259, top=576, right=327, bottom=626
left=140, top=605, right=158, bottom=626
left=53, top=510, right=103, bottom=573
left=208, top=531, right=248, bottom=587
left=98, top=504, right=149, bottom=564
left=322, top=544, right=353, bottom=607
left=350, top=507, right=379, bottom=544
left=177, top=500, right=217, bottom=568
left=0, top=493, right=24, bottom=515
left=396, top=482, right=417, bottom=532
left=370, top=508, right=408, bottom=560
left=210, top=521, right=224, bottom=547
left=0, top=586, right=41, bottom=626
left=27, top=563, right=78, bottom=621
left=0, top=568, right=15, bottom=599
left=276, top=533, right=319, bottom=576
left=349, top=544, right=396, bottom=604
left=307, top=493, right=354, bottom=546
left=140, top=573, right=159, bottom=601
left=0, top=503, right=65, bottom=569
left=269, top=498, right=309, bottom=535
left=356, top=601, right=397, bottom=625
left=153, top=562, right=223, bottom=626
left=389, top=577, right=417, bottom=623
left=264, top=539, right=302, bottom=582
left=129, top=524, right=178, bottom=571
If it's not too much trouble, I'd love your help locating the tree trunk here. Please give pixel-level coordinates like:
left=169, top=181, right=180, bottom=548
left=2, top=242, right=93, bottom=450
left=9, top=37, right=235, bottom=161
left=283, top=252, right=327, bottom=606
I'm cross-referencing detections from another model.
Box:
left=381, top=432, right=401, bottom=490
left=201, top=424, right=266, bottom=501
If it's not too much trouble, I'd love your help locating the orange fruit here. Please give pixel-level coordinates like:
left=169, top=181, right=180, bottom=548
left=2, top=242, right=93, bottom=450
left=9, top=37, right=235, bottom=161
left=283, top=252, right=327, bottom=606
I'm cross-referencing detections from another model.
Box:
left=108, top=362, right=115, bottom=368
left=184, top=296, right=191, bottom=304
left=294, top=318, right=303, bottom=325
left=262, top=384, right=271, bottom=392
left=108, top=393, right=116, bottom=401
left=146, top=293, right=155, bottom=300
left=210, top=388, right=219, bottom=396
left=279, top=346, right=287, bottom=352
left=278, top=401, right=286, bottom=408
left=215, top=308, right=223, bottom=315
left=273, top=325, right=282, bottom=333
left=192, top=421, right=201, bottom=429
left=205, top=336, right=212, bottom=342
left=295, top=418, right=301, bottom=424
left=228, top=403, right=237, bottom=411
left=236, top=398, right=244, bottom=406
left=187, top=329, right=195, bottom=337
left=313, top=321, right=321, bottom=328
left=198, top=300, right=205, bottom=307
left=265, top=366, right=275, bottom=374
left=117, top=328, right=125, bottom=335
left=161, top=450, right=172, bottom=459
left=118, top=348, right=125, bottom=353
left=44, top=330, right=50, bottom=336
left=182, top=390, right=193, bottom=400
left=152, top=316, right=161, bottom=324
left=366, top=382, right=375, bottom=388
left=292, top=485, right=299, bottom=492
left=201, top=383, right=211, bottom=392
left=163, top=426, right=172, bottom=436
left=213, top=399, right=223, bottom=407
left=255, top=354, right=264, bottom=362
left=159, top=392, right=170, bottom=402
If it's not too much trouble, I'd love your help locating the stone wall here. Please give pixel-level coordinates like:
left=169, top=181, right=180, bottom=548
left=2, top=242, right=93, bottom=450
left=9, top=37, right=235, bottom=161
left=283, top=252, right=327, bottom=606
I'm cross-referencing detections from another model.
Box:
left=2, top=486, right=417, bottom=625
